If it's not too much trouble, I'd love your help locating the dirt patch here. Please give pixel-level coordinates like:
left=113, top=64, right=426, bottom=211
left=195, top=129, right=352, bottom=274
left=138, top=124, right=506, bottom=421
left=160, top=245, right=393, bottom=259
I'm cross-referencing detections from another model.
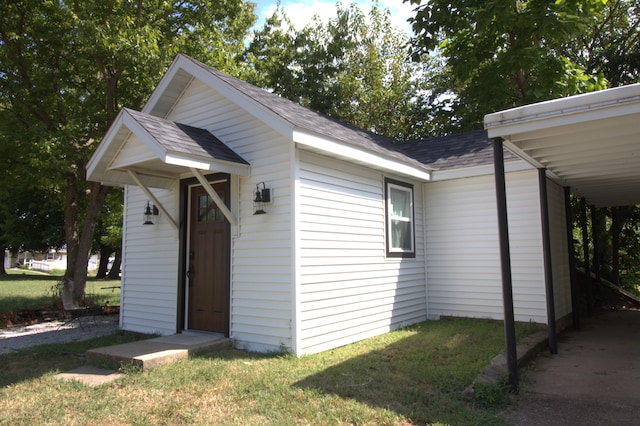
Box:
left=1, top=306, right=119, bottom=328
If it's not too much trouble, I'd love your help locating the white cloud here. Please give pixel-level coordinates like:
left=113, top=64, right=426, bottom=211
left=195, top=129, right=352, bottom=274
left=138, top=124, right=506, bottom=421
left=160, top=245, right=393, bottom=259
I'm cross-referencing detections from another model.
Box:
left=252, top=0, right=417, bottom=34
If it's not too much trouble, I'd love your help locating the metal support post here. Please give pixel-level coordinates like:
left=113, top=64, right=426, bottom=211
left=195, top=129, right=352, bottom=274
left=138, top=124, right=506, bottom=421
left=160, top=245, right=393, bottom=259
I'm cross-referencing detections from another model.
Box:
left=493, top=137, right=518, bottom=392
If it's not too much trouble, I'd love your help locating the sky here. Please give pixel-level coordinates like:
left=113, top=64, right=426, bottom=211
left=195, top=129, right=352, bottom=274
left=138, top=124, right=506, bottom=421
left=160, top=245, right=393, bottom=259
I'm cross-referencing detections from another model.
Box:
left=251, top=0, right=417, bottom=34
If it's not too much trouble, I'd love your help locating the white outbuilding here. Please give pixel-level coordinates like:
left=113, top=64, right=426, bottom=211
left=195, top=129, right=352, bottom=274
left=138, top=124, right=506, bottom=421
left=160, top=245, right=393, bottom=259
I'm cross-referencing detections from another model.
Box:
left=86, top=54, right=640, bottom=357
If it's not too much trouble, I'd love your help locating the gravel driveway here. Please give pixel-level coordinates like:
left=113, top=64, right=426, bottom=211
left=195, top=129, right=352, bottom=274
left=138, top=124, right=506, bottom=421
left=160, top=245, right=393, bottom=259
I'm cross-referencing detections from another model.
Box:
left=0, top=315, right=119, bottom=354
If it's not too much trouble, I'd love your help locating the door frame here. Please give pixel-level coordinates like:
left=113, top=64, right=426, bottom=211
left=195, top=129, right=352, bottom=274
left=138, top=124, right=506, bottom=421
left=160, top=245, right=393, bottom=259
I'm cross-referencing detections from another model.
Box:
left=177, top=172, right=231, bottom=336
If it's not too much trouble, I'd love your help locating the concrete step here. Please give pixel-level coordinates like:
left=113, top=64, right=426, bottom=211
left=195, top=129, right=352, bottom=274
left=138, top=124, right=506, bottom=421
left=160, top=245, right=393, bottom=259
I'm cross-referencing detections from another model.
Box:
left=86, top=331, right=230, bottom=371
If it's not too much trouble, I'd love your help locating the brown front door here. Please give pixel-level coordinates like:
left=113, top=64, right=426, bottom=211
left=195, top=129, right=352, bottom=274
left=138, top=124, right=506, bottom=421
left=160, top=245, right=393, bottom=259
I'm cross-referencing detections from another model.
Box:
left=188, top=182, right=229, bottom=333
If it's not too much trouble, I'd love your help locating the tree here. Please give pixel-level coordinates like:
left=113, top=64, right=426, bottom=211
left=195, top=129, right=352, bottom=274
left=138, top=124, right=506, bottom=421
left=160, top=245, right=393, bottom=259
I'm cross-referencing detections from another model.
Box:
left=571, top=0, right=640, bottom=86
left=244, top=3, right=433, bottom=140
left=408, top=0, right=640, bottom=292
left=0, top=106, right=66, bottom=274
left=0, top=0, right=256, bottom=307
left=565, top=0, right=640, bottom=292
left=0, top=186, right=66, bottom=274
left=407, top=0, right=608, bottom=131
left=573, top=205, right=640, bottom=294
left=94, top=189, right=123, bottom=280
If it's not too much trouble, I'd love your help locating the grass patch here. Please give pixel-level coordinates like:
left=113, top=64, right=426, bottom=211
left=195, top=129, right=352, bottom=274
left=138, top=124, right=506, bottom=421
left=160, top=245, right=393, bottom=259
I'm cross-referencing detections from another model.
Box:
left=0, top=330, right=149, bottom=388
left=0, top=318, right=541, bottom=425
left=0, top=273, right=120, bottom=324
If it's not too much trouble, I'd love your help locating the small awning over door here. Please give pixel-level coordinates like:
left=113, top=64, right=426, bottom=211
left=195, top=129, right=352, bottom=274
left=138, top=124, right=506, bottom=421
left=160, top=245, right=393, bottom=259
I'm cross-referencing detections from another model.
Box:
left=87, top=108, right=250, bottom=190
left=485, top=83, right=640, bottom=207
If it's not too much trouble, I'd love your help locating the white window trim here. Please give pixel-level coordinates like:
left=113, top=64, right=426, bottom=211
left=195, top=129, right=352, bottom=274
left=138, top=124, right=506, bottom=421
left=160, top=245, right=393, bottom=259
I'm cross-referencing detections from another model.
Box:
left=385, top=178, right=415, bottom=258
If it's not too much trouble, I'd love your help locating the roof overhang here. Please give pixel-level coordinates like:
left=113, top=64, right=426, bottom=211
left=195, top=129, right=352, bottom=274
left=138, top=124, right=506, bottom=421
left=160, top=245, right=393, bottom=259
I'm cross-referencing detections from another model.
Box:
left=292, top=129, right=433, bottom=182
left=485, top=84, right=640, bottom=207
left=87, top=109, right=250, bottom=189
left=144, top=55, right=433, bottom=183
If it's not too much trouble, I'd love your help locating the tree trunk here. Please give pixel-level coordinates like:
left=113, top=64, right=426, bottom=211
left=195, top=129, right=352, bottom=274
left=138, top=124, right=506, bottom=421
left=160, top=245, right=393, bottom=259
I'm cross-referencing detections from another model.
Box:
left=61, top=172, right=110, bottom=310
left=95, top=244, right=112, bottom=279
left=591, top=207, right=609, bottom=275
left=107, top=246, right=122, bottom=280
left=611, top=207, right=622, bottom=285
left=0, top=248, right=6, bottom=275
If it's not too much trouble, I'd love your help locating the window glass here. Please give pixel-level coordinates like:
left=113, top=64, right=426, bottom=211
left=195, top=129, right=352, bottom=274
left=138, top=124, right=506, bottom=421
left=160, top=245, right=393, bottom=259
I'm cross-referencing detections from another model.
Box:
left=386, top=179, right=415, bottom=257
left=198, top=194, right=224, bottom=222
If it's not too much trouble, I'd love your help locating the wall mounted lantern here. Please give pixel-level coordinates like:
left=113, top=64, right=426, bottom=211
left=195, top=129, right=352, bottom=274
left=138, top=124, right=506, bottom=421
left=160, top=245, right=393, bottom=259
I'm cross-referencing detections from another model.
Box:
left=143, top=201, right=159, bottom=225
left=253, top=182, right=271, bottom=215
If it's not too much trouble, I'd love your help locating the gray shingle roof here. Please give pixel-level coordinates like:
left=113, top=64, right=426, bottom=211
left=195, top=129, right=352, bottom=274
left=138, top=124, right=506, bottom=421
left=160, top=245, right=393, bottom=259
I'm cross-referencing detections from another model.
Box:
left=395, top=129, right=520, bottom=171
left=181, top=57, right=515, bottom=174
left=125, top=108, right=249, bottom=165
left=181, top=55, right=430, bottom=172
left=137, top=55, right=519, bottom=176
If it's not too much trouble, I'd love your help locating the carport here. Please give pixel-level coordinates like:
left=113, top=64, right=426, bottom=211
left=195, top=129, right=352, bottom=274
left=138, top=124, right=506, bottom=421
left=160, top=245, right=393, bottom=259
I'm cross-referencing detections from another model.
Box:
left=484, top=83, right=640, bottom=390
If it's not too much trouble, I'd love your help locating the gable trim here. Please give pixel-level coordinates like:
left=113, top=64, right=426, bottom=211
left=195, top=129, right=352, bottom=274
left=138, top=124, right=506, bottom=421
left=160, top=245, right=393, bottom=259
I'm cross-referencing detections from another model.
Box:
left=143, top=55, right=295, bottom=139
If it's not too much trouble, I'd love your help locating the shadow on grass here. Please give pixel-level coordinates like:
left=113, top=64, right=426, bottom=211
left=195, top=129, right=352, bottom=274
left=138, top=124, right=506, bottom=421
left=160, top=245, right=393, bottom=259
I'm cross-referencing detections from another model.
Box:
left=0, top=329, right=150, bottom=388
left=0, top=296, right=59, bottom=315
left=292, top=319, right=514, bottom=425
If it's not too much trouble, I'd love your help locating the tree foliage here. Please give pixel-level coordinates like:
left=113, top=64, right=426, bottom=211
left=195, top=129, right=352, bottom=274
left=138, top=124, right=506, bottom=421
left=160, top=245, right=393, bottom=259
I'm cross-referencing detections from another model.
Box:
left=408, top=0, right=639, bottom=289
left=244, top=3, right=434, bottom=140
left=94, top=189, right=124, bottom=279
left=0, top=0, right=256, bottom=306
left=572, top=204, right=640, bottom=294
left=571, top=0, right=640, bottom=86
left=408, top=0, right=609, bottom=131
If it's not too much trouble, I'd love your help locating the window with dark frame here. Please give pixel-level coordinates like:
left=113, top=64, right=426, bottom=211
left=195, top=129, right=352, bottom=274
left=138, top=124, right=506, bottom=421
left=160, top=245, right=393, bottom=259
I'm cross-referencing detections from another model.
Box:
left=385, top=178, right=415, bottom=258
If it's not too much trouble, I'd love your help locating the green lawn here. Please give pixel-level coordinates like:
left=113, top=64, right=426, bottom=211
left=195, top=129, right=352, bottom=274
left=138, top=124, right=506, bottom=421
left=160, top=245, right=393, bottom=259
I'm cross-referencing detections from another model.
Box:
left=0, top=272, right=539, bottom=424
left=0, top=271, right=120, bottom=325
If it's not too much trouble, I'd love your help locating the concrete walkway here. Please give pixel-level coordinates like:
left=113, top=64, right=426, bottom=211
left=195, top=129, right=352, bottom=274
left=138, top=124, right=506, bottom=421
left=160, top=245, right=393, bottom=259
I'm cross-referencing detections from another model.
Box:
left=502, top=308, right=640, bottom=425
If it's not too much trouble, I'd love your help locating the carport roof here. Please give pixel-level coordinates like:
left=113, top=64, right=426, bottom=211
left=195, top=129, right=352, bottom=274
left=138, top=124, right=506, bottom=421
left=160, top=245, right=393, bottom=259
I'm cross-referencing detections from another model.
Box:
left=484, top=84, right=640, bottom=207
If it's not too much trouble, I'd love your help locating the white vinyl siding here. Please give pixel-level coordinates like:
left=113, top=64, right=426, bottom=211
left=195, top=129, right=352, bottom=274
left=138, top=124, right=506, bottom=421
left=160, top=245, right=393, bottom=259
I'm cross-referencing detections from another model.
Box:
left=120, top=185, right=180, bottom=335
left=425, top=169, right=548, bottom=323
left=116, top=65, right=576, bottom=356
left=297, top=151, right=427, bottom=354
left=108, top=134, right=154, bottom=170
left=168, top=78, right=294, bottom=353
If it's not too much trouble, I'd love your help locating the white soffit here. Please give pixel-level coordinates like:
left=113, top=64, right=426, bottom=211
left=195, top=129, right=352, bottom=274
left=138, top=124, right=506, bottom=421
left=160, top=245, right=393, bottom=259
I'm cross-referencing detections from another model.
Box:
left=484, top=84, right=640, bottom=207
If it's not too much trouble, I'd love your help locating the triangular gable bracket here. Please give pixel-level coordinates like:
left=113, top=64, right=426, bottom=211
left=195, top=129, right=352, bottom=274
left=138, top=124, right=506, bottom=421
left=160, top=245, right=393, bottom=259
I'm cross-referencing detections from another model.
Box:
left=190, top=168, right=237, bottom=227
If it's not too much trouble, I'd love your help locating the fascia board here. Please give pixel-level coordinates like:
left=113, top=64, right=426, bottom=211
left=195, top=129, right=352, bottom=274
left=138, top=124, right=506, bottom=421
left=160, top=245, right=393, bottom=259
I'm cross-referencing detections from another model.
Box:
left=164, top=153, right=250, bottom=176
left=120, top=111, right=168, bottom=160
left=485, top=84, right=640, bottom=139
left=141, top=55, right=190, bottom=116
left=192, top=65, right=295, bottom=139
left=86, top=109, right=127, bottom=181
left=144, top=55, right=295, bottom=140
left=293, top=129, right=432, bottom=182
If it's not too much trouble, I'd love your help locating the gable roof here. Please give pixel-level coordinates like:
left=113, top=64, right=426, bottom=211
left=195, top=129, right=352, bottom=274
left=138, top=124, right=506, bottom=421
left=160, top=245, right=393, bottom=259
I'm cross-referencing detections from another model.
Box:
left=144, top=54, right=433, bottom=181
left=89, top=54, right=534, bottom=189
left=125, top=108, right=248, bottom=166
left=86, top=108, right=249, bottom=189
